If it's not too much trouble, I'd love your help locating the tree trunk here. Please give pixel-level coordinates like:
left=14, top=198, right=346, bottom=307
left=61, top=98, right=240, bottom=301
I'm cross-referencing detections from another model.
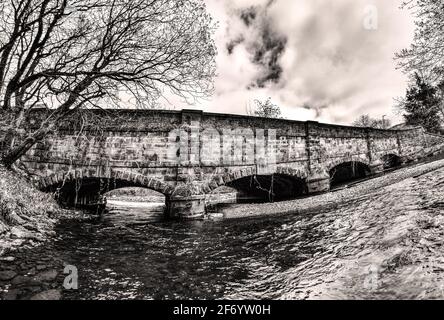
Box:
left=1, top=87, right=81, bottom=168
left=1, top=125, right=52, bottom=168
left=1, top=77, right=93, bottom=168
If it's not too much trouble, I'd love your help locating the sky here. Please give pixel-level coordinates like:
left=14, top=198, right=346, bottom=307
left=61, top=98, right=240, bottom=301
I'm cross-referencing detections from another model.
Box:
left=166, top=0, right=416, bottom=126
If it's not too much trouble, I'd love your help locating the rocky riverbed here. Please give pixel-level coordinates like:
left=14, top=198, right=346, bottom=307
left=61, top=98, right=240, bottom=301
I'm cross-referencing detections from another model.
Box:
left=220, top=158, right=444, bottom=220
left=0, top=210, right=95, bottom=300
left=227, top=163, right=444, bottom=299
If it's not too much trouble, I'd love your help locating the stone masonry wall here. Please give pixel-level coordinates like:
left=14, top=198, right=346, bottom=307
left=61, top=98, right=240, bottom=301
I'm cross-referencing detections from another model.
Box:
left=14, top=109, right=442, bottom=197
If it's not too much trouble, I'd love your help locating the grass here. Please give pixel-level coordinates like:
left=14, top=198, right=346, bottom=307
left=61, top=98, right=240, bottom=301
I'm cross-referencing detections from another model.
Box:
left=0, top=165, right=61, bottom=237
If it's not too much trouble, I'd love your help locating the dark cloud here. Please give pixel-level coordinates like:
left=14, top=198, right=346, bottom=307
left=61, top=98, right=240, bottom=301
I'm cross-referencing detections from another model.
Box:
left=239, top=6, right=257, bottom=26
left=301, top=103, right=328, bottom=118
left=226, top=36, right=244, bottom=55
left=234, top=4, right=287, bottom=88
left=252, top=24, right=286, bottom=87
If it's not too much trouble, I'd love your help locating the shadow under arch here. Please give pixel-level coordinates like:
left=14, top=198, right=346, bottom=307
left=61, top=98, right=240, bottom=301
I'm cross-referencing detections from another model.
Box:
left=329, top=161, right=372, bottom=188
left=205, top=169, right=308, bottom=203
left=229, top=174, right=308, bottom=202
left=381, top=153, right=402, bottom=169
left=38, top=169, right=173, bottom=209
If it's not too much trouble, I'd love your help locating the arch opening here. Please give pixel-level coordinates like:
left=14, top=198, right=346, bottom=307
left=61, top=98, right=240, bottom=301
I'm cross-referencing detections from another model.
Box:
left=381, top=154, right=402, bottom=170
left=105, top=187, right=165, bottom=207
left=225, top=174, right=308, bottom=203
left=329, top=161, right=371, bottom=188
left=43, top=177, right=167, bottom=212
left=104, top=187, right=166, bottom=222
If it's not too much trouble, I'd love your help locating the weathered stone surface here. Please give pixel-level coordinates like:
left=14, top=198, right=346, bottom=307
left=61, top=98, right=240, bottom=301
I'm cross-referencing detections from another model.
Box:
left=2, top=289, right=20, bottom=300
left=30, top=289, right=62, bottom=300
left=0, top=256, right=16, bottom=262
left=168, top=195, right=206, bottom=219
left=11, top=275, right=32, bottom=285
left=0, top=270, right=17, bottom=280
left=33, top=270, right=58, bottom=282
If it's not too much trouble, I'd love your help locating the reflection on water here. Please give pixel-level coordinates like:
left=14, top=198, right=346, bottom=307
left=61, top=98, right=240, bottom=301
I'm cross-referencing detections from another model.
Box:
left=105, top=200, right=165, bottom=224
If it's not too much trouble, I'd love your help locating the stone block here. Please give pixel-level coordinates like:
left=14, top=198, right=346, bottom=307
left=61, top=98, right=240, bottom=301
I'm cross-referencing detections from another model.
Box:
left=306, top=171, right=330, bottom=194
left=167, top=195, right=206, bottom=219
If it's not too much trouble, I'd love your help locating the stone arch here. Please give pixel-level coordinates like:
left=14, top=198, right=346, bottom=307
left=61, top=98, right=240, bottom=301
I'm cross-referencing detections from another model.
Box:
left=380, top=153, right=402, bottom=169
left=38, top=168, right=174, bottom=196
left=202, top=167, right=257, bottom=194
left=326, top=156, right=371, bottom=172
left=203, top=167, right=308, bottom=202
left=275, top=165, right=309, bottom=179
left=328, top=159, right=372, bottom=187
left=202, top=166, right=310, bottom=194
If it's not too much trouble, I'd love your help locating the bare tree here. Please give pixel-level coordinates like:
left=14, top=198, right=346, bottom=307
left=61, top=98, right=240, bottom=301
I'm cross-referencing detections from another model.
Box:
left=396, top=1, right=444, bottom=82
left=353, top=115, right=374, bottom=128
left=0, top=0, right=217, bottom=167
left=353, top=114, right=391, bottom=129
left=247, top=97, right=282, bottom=119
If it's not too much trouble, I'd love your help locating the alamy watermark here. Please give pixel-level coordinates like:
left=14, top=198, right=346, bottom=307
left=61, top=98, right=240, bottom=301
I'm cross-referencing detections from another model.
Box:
left=363, top=4, right=378, bottom=30
left=158, top=123, right=278, bottom=170
left=63, top=265, right=78, bottom=290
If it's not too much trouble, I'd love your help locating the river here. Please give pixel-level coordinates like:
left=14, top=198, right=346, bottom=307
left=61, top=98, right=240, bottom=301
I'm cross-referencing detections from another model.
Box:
left=1, top=165, right=444, bottom=300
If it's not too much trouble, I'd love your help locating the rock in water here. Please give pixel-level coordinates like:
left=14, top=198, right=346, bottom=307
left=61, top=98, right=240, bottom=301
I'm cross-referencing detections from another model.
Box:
left=33, top=269, right=58, bottom=282
left=0, top=256, right=16, bottom=262
left=2, top=289, right=20, bottom=300
left=0, top=270, right=17, bottom=280
left=30, top=289, right=62, bottom=300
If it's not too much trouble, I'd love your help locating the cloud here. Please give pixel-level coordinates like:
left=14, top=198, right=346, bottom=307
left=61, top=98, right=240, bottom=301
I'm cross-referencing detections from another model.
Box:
left=171, top=0, right=415, bottom=125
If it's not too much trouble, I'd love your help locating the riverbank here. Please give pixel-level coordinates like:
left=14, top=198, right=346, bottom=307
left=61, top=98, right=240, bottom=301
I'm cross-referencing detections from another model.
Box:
left=0, top=166, right=97, bottom=300
left=0, top=166, right=93, bottom=257
left=0, top=166, right=57, bottom=255
left=219, top=157, right=444, bottom=219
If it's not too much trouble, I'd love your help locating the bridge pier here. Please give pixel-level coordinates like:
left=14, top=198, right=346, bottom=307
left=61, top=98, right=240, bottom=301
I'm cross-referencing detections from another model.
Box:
left=166, top=195, right=207, bottom=220
left=369, top=160, right=384, bottom=175
left=306, top=171, right=330, bottom=194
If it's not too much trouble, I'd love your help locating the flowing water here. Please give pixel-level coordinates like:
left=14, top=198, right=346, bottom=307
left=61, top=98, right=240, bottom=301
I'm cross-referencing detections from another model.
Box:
left=1, top=166, right=444, bottom=300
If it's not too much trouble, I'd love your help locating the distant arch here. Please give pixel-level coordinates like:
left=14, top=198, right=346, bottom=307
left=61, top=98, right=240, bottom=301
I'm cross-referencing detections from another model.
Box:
left=202, top=167, right=257, bottom=194
left=381, top=153, right=402, bottom=169
left=326, top=156, right=371, bottom=172
left=230, top=174, right=307, bottom=202
left=203, top=168, right=307, bottom=203
left=329, top=161, right=371, bottom=187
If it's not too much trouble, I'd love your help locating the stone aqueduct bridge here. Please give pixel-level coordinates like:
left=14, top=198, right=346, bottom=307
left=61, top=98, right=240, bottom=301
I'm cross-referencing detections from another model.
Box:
left=18, top=109, right=444, bottom=219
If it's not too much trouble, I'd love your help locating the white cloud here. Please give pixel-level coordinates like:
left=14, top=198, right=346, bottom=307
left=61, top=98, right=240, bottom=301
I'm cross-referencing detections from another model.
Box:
left=165, top=0, right=415, bottom=126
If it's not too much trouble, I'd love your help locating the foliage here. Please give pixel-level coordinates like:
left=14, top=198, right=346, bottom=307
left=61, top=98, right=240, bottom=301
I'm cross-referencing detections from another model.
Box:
left=395, top=1, right=444, bottom=133
left=396, top=0, right=444, bottom=81
left=352, top=114, right=391, bottom=129
left=250, top=97, right=282, bottom=119
left=0, top=165, right=60, bottom=236
left=398, top=73, right=442, bottom=133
